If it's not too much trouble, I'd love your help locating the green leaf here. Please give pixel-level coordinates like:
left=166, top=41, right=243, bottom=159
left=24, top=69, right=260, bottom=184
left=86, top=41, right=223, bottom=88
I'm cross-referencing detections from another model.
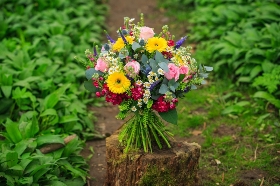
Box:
left=5, top=119, right=22, bottom=143
left=58, top=160, right=87, bottom=182
left=1, top=85, right=12, bottom=98
left=0, top=172, right=15, bottom=185
left=26, top=115, right=39, bottom=138
left=159, top=109, right=177, bottom=125
left=40, top=108, right=58, bottom=125
left=158, top=62, right=169, bottom=72
left=43, top=85, right=70, bottom=109
left=222, top=105, right=244, bottom=115
left=204, top=66, right=213, bottom=71
left=14, top=140, right=28, bottom=156
left=9, top=164, right=23, bottom=171
left=141, top=54, right=148, bottom=64
left=33, top=168, right=50, bottom=182
left=59, top=115, right=79, bottom=123
left=237, top=76, right=251, bottom=83
left=6, top=151, right=18, bottom=168
left=64, top=178, right=85, bottom=186
left=19, top=158, right=33, bottom=171
left=62, top=137, right=79, bottom=157
left=18, top=177, right=33, bottom=185
left=155, top=51, right=168, bottom=63
left=46, top=181, right=67, bottom=186
left=159, top=84, right=168, bottom=94
left=132, top=42, right=141, bottom=51
left=0, top=98, right=13, bottom=114
left=253, top=91, right=280, bottom=108
left=84, top=80, right=99, bottom=93
left=85, top=68, right=102, bottom=80
left=191, top=85, right=197, bottom=90
left=36, top=134, right=64, bottom=147
left=250, top=65, right=262, bottom=79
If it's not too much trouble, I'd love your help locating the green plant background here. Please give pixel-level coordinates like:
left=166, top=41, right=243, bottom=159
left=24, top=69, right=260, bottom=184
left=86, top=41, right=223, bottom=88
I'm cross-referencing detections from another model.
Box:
left=0, top=0, right=107, bottom=185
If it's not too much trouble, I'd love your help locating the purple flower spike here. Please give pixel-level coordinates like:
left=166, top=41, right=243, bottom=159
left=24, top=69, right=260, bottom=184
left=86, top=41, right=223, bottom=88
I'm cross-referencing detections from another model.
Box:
left=119, top=29, right=127, bottom=44
left=104, top=30, right=115, bottom=43
left=150, top=80, right=161, bottom=91
left=175, top=36, right=188, bottom=49
left=93, top=45, right=97, bottom=56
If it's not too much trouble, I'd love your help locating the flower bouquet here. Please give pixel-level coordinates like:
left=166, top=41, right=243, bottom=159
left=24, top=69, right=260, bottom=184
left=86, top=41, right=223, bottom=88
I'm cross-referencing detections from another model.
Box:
left=77, top=14, right=212, bottom=153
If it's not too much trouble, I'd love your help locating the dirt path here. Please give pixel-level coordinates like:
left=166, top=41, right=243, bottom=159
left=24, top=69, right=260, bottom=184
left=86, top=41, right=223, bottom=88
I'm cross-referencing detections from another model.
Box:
left=80, top=1, right=172, bottom=186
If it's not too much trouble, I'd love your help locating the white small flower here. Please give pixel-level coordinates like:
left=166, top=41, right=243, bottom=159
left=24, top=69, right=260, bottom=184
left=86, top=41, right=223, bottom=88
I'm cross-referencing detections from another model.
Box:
left=143, top=97, right=149, bottom=104
left=137, top=102, right=142, bottom=107
left=155, top=76, right=159, bottom=81
left=149, top=79, right=154, bottom=83
left=115, top=66, right=120, bottom=72
left=108, top=67, right=115, bottom=74
left=148, top=71, right=156, bottom=76
left=144, top=82, right=151, bottom=88
left=131, top=106, right=137, bottom=112
left=136, top=80, right=143, bottom=86
left=157, top=68, right=164, bottom=75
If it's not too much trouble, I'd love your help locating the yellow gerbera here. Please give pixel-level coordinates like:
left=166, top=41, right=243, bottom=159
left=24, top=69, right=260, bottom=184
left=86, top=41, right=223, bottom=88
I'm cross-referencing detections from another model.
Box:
left=112, top=36, right=134, bottom=52
left=107, top=72, right=131, bottom=94
left=145, top=37, right=168, bottom=53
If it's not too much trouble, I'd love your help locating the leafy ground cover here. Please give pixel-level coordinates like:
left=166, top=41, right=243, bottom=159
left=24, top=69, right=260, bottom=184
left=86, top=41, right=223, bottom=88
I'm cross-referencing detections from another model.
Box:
left=160, top=0, right=280, bottom=185
left=0, top=0, right=107, bottom=185
left=171, top=80, right=280, bottom=185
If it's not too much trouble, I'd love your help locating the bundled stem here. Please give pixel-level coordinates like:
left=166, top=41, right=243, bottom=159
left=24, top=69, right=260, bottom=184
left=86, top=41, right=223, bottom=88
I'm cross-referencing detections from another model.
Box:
left=118, top=109, right=172, bottom=153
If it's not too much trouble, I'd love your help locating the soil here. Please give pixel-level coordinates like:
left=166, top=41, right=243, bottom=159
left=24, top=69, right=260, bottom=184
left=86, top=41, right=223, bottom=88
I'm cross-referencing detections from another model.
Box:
left=80, top=1, right=272, bottom=186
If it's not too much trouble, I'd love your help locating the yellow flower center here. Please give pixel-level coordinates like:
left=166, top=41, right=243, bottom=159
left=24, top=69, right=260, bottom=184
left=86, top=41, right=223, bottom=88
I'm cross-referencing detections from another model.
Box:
left=107, top=72, right=131, bottom=94
left=145, top=37, right=168, bottom=53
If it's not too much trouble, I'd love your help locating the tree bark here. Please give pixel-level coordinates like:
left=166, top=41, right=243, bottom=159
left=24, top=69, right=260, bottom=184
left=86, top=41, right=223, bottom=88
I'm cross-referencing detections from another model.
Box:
left=105, top=130, right=201, bottom=186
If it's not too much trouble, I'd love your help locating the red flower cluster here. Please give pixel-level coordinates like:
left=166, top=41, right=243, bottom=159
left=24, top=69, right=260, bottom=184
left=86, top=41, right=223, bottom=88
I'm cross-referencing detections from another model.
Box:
left=131, top=84, right=144, bottom=100
left=162, top=39, right=175, bottom=59
left=95, top=84, right=127, bottom=105
left=152, top=96, right=178, bottom=112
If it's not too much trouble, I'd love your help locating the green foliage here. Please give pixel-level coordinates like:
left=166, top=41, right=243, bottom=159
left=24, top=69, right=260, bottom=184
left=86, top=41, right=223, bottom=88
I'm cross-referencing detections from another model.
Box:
left=171, top=80, right=280, bottom=185
left=161, top=0, right=280, bottom=113
left=0, top=112, right=88, bottom=184
left=253, top=65, right=280, bottom=94
left=119, top=109, right=172, bottom=153
left=0, top=0, right=108, bottom=184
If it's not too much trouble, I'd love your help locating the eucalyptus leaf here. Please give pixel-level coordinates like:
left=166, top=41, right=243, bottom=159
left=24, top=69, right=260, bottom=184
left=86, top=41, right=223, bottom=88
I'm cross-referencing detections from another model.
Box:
left=132, top=42, right=141, bottom=51
left=159, top=84, right=169, bottom=94
left=191, top=85, right=197, bottom=90
left=204, top=66, right=213, bottom=71
left=159, top=109, right=178, bottom=125
left=141, top=54, right=148, bottom=64
left=158, top=62, right=169, bottom=72
left=85, top=68, right=102, bottom=80
left=84, top=80, right=99, bottom=93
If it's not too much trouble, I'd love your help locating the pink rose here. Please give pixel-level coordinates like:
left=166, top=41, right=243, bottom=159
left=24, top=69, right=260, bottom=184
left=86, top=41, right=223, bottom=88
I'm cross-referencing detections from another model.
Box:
left=124, top=61, right=140, bottom=77
left=95, top=57, right=108, bottom=72
left=179, top=66, right=189, bottom=74
left=139, top=27, right=155, bottom=40
left=164, top=63, right=180, bottom=81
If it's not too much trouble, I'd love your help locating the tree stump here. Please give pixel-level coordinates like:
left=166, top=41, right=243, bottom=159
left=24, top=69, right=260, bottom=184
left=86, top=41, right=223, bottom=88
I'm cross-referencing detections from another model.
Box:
left=105, top=130, right=201, bottom=186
